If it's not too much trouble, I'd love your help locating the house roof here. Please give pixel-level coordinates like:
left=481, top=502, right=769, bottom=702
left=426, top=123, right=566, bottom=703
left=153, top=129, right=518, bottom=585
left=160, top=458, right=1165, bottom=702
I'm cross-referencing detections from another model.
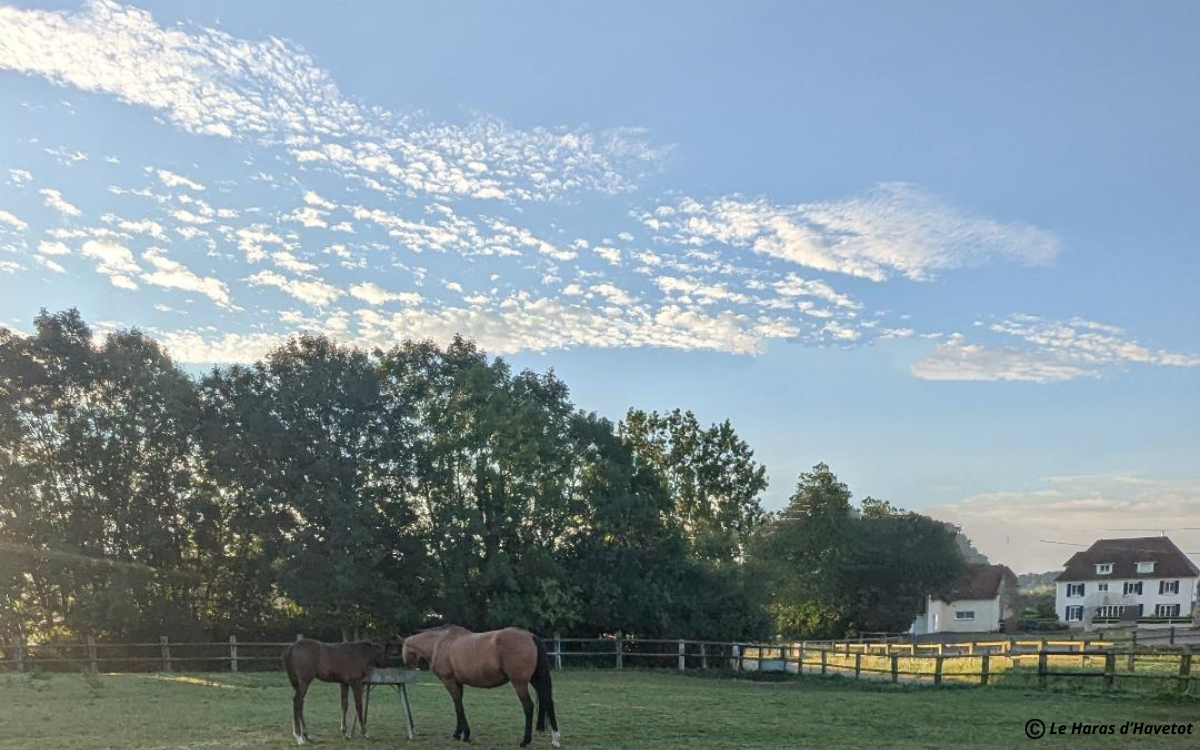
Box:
left=1054, top=536, right=1200, bottom=582
left=939, top=563, right=1017, bottom=602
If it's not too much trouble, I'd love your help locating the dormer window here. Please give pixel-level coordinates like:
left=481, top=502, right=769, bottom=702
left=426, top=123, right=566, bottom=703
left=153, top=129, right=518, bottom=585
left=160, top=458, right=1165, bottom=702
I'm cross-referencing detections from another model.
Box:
left=1136, top=561, right=1155, bottom=574
left=1095, top=563, right=1113, bottom=575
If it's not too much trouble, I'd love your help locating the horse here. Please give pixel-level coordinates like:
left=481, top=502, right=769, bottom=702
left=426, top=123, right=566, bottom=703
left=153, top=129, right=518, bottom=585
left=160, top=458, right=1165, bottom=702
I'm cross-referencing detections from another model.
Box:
left=401, top=625, right=561, bottom=747
left=281, top=638, right=397, bottom=745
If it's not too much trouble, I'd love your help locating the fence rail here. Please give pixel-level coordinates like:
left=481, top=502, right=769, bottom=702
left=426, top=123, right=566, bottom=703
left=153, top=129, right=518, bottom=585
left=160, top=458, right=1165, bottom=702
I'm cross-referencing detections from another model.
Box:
left=0, top=633, right=1194, bottom=696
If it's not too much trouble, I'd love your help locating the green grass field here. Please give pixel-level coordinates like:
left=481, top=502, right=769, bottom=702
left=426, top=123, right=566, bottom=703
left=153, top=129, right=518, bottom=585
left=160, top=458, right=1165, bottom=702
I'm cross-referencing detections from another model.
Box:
left=1, top=670, right=1196, bottom=750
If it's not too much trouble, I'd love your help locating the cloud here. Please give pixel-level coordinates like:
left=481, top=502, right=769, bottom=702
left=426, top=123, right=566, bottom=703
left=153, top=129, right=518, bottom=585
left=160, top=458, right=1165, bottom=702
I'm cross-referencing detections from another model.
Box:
left=247, top=270, right=343, bottom=307
left=0, top=210, right=28, bottom=231
left=156, top=169, right=205, bottom=191
left=0, top=1, right=663, bottom=201
left=642, top=183, right=1060, bottom=281
left=80, top=239, right=139, bottom=289
left=8, top=168, right=32, bottom=185
left=349, top=282, right=422, bottom=306
left=39, top=188, right=82, bottom=217
left=911, top=317, right=1200, bottom=382
left=924, top=474, right=1200, bottom=573
left=140, top=248, right=231, bottom=307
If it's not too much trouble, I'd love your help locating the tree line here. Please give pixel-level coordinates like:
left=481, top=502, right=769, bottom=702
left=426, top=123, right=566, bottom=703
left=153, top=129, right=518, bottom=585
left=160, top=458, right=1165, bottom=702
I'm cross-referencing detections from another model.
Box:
left=0, top=309, right=970, bottom=644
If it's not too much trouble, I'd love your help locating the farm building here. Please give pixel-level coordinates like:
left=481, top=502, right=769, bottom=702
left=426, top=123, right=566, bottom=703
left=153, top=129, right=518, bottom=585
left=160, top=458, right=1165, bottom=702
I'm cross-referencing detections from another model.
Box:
left=1054, top=536, right=1199, bottom=630
left=910, top=563, right=1018, bottom=635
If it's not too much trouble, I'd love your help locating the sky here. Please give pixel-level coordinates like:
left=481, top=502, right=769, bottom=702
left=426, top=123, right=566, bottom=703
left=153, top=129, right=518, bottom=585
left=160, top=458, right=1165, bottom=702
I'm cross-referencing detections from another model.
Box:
left=1, top=1, right=1198, bottom=572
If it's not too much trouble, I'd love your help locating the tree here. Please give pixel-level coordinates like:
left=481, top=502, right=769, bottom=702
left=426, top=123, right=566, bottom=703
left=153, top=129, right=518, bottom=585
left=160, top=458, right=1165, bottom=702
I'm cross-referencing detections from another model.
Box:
left=201, top=335, right=429, bottom=638
left=751, top=463, right=967, bottom=637
left=620, top=409, right=767, bottom=565
left=378, top=338, right=582, bottom=632
left=751, top=463, right=855, bottom=637
left=0, top=310, right=221, bottom=640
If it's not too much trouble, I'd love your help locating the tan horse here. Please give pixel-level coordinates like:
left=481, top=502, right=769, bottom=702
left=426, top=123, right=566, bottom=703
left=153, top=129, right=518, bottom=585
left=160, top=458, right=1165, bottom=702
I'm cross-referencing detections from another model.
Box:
left=282, top=638, right=397, bottom=745
left=401, top=625, right=560, bottom=747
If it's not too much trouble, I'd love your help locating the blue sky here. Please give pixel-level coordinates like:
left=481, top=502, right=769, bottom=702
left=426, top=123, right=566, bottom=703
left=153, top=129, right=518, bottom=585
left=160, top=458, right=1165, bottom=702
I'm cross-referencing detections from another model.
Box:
left=2, top=1, right=1198, bottom=571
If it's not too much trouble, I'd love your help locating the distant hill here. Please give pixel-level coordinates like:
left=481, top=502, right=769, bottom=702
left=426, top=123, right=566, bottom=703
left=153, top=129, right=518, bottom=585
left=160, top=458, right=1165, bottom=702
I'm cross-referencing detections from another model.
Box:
left=1018, top=570, right=1058, bottom=594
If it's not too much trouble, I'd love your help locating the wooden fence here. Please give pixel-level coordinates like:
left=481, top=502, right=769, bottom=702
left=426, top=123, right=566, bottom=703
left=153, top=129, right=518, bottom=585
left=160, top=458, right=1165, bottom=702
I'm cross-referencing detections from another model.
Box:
left=0, top=633, right=1194, bottom=696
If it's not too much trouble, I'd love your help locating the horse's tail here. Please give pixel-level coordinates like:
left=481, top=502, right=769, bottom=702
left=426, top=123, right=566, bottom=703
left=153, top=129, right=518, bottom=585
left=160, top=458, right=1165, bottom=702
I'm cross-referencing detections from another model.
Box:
left=531, top=634, right=558, bottom=737
left=282, top=643, right=300, bottom=688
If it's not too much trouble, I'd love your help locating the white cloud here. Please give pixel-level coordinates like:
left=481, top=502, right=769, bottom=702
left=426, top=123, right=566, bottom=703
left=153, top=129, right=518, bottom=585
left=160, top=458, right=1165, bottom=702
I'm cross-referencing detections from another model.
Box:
left=303, top=191, right=335, bottom=209
left=40, top=187, right=82, bottom=217
left=644, top=183, right=1060, bottom=282
left=349, top=282, right=422, bottom=306
left=34, top=255, right=65, bottom=273
left=0, top=210, right=28, bottom=231
left=911, top=317, right=1200, bottom=382
left=924, top=474, right=1200, bottom=573
left=0, top=1, right=662, bottom=201
left=37, top=240, right=72, bottom=256
left=8, top=168, right=32, bottom=185
left=247, top=270, right=343, bottom=307
left=139, top=247, right=231, bottom=307
left=271, top=251, right=318, bottom=274
left=156, top=169, right=205, bottom=191
left=80, top=239, right=139, bottom=288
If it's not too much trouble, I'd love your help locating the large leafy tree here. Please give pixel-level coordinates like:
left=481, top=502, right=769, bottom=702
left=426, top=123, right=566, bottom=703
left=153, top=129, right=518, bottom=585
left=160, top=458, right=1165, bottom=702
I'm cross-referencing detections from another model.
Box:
left=201, top=335, right=429, bottom=638
left=753, top=463, right=966, bottom=637
left=620, top=409, right=767, bottom=565
left=378, top=338, right=582, bottom=632
left=0, top=310, right=222, bottom=640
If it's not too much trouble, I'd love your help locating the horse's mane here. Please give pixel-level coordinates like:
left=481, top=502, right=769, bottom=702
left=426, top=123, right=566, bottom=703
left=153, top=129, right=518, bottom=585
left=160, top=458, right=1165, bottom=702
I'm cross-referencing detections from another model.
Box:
left=417, top=623, right=458, bottom=633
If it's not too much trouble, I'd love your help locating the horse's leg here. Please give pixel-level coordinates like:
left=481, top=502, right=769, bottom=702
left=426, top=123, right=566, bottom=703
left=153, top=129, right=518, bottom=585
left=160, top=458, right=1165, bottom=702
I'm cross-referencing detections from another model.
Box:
left=293, top=680, right=310, bottom=745
left=351, top=679, right=367, bottom=738
left=441, top=678, right=468, bottom=741
left=513, top=680, right=534, bottom=748
left=340, top=683, right=350, bottom=739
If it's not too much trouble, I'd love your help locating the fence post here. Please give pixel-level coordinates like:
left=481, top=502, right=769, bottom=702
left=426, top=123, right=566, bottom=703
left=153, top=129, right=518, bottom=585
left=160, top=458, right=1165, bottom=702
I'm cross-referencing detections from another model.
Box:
left=700, top=643, right=707, bottom=670
left=678, top=639, right=686, bottom=671
left=980, top=653, right=990, bottom=686
left=730, top=643, right=740, bottom=672
left=160, top=636, right=172, bottom=672
left=15, top=635, right=24, bottom=673
left=934, top=655, right=944, bottom=686
left=1179, top=649, right=1191, bottom=695
left=1170, top=626, right=1175, bottom=646
left=229, top=635, right=238, bottom=673
left=820, top=648, right=827, bottom=676
left=1127, top=648, right=1135, bottom=674
left=554, top=633, right=562, bottom=670
left=1037, top=651, right=1047, bottom=688
left=854, top=652, right=861, bottom=680
left=798, top=642, right=806, bottom=675
left=615, top=635, right=623, bottom=670
left=890, top=653, right=899, bottom=683
left=87, top=635, right=98, bottom=674
left=1104, top=652, right=1115, bottom=691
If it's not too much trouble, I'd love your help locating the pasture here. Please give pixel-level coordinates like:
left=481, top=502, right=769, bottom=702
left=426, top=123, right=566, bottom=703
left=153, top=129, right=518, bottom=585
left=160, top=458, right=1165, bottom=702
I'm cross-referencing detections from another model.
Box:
left=2, top=669, right=1196, bottom=750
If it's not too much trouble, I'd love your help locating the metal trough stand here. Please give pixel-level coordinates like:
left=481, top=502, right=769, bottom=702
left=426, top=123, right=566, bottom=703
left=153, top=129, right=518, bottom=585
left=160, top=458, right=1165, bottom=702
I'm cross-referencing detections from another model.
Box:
left=364, top=667, right=419, bottom=740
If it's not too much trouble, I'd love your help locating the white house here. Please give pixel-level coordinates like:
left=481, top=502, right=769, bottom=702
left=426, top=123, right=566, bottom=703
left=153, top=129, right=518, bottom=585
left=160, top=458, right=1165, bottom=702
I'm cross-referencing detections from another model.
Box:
left=912, top=563, right=1018, bottom=635
left=1054, top=536, right=1199, bottom=630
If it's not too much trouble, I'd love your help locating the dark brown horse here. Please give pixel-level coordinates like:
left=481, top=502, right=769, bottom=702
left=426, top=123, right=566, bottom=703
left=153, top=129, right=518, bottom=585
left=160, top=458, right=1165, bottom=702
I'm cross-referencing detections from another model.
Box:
left=282, top=638, right=397, bottom=745
left=401, top=625, right=560, bottom=747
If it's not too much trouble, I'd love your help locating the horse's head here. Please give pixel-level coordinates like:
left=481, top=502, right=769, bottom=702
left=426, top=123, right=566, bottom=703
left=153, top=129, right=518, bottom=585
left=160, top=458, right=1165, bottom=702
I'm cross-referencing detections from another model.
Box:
left=400, top=634, right=422, bottom=669
left=369, top=640, right=395, bottom=668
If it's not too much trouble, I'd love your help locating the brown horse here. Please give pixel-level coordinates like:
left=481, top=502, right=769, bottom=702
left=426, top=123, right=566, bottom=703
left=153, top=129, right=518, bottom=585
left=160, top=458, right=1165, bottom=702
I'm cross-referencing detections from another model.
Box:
left=282, top=638, right=397, bottom=745
left=401, top=625, right=560, bottom=747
